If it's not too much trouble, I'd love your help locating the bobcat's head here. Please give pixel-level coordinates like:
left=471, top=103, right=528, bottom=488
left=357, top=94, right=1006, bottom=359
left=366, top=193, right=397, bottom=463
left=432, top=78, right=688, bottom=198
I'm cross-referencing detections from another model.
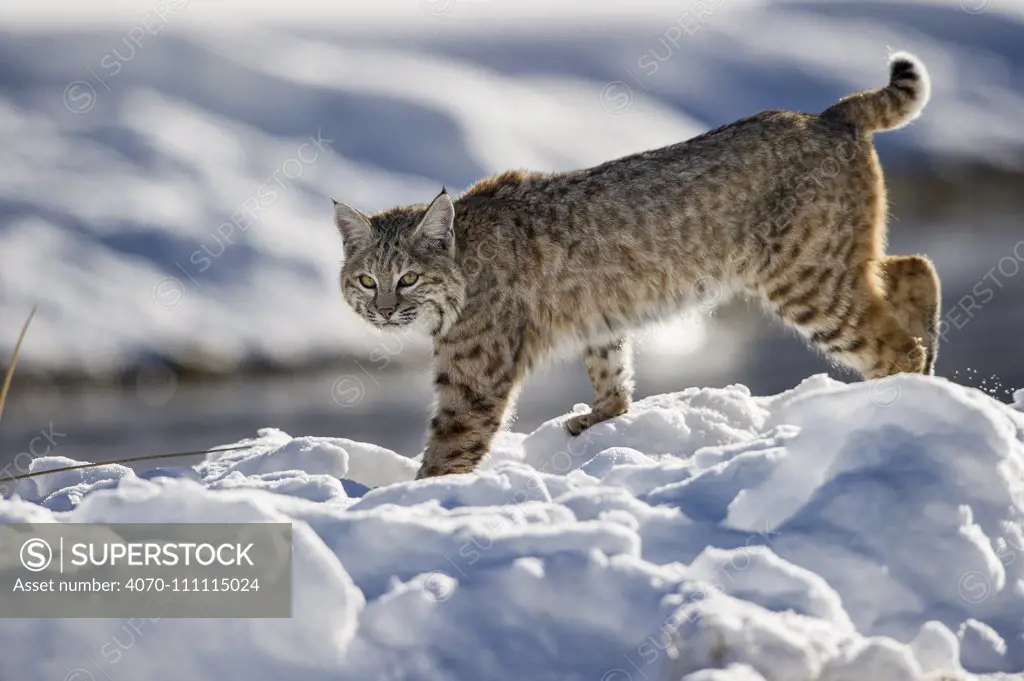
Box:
left=332, top=189, right=466, bottom=336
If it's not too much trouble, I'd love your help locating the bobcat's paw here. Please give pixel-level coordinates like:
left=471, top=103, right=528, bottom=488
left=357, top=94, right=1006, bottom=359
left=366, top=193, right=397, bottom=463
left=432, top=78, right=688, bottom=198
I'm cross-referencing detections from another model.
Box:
left=565, top=412, right=601, bottom=437
left=415, top=457, right=478, bottom=479
left=415, top=463, right=442, bottom=480
left=565, top=406, right=628, bottom=436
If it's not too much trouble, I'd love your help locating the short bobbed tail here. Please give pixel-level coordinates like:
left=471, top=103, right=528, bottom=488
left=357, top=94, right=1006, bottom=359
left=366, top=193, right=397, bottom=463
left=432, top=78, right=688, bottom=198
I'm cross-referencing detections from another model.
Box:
left=822, top=51, right=931, bottom=133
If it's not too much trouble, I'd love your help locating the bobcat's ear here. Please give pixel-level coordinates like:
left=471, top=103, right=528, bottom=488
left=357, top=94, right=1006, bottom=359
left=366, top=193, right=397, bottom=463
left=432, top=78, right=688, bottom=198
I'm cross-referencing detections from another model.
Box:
left=332, top=199, right=372, bottom=249
left=412, top=189, right=455, bottom=251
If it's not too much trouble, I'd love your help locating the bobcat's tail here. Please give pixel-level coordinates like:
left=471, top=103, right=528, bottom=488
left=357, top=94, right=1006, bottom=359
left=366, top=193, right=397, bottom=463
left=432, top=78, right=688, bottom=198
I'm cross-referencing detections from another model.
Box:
left=822, top=51, right=931, bottom=133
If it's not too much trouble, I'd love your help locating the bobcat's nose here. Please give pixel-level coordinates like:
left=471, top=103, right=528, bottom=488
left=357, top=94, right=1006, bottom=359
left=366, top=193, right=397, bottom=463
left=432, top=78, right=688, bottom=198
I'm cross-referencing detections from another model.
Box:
left=377, top=306, right=396, bottom=319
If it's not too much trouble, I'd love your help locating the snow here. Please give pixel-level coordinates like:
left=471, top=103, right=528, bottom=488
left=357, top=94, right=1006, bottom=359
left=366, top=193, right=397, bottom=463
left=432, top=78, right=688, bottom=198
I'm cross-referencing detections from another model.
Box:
left=3, top=374, right=1023, bottom=680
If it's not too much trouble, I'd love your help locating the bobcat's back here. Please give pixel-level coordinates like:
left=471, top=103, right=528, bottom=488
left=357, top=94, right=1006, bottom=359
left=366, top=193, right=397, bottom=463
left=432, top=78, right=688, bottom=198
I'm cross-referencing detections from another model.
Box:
left=452, top=110, right=876, bottom=346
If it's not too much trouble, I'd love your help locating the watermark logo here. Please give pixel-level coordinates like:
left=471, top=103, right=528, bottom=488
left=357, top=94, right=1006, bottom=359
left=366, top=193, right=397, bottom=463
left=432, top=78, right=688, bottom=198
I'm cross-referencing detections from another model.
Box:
left=2, top=524, right=292, bottom=618
left=153, top=130, right=333, bottom=310
left=64, top=670, right=97, bottom=681
left=958, top=570, right=991, bottom=603
left=601, top=670, right=633, bottom=681
left=63, top=81, right=98, bottom=114
left=20, top=538, right=53, bottom=572
left=61, top=0, right=191, bottom=114
left=868, top=375, right=902, bottom=408
left=152, top=277, right=185, bottom=310
left=691, top=276, right=724, bottom=311
left=600, top=0, right=727, bottom=112
left=420, top=570, right=457, bottom=603
left=600, top=81, right=634, bottom=114
left=331, top=375, right=366, bottom=408
left=959, top=0, right=990, bottom=14
left=421, top=0, right=455, bottom=15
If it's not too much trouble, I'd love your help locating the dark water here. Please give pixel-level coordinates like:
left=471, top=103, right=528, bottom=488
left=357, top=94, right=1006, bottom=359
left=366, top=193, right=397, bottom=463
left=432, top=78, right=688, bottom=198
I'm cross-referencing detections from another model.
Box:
left=0, top=341, right=735, bottom=479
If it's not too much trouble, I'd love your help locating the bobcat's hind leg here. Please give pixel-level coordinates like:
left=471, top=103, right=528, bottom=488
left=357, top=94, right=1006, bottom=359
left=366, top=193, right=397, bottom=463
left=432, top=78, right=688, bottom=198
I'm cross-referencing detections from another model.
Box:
left=882, top=255, right=941, bottom=374
left=566, top=337, right=634, bottom=436
left=770, top=261, right=928, bottom=380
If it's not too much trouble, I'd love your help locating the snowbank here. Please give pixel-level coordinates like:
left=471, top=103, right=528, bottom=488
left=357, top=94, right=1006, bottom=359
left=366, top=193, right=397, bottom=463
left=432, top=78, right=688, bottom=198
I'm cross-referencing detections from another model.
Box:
left=2, top=374, right=1023, bottom=680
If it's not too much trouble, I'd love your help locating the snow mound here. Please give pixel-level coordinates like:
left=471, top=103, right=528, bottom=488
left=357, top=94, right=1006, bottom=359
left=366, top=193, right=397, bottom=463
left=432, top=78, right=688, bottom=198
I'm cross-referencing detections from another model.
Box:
left=2, top=374, right=1023, bottom=680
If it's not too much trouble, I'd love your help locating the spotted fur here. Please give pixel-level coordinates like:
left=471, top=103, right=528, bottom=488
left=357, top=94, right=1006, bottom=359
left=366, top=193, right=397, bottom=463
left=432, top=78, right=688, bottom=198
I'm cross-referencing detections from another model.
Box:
left=331, top=51, right=941, bottom=478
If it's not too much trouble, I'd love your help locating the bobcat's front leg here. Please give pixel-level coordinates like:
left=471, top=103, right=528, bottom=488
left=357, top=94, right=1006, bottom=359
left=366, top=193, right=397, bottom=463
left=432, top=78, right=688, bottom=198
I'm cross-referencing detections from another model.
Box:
left=416, top=331, right=526, bottom=479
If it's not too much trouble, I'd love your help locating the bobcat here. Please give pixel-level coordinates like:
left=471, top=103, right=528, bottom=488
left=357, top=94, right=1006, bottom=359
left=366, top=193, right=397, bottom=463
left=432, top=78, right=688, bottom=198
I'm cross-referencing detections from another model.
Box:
left=331, top=51, right=941, bottom=478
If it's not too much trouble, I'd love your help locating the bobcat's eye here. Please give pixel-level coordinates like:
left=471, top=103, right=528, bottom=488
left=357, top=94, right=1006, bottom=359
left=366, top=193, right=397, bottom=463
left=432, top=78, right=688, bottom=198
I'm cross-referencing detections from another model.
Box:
left=398, top=272, right=419, bottom=287
left=357, top=275, right=376, bottom=289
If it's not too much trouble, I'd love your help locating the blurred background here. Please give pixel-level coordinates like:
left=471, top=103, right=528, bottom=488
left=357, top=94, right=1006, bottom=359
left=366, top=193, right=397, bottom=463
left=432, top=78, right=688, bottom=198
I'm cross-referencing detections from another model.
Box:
left=1, top=0, right=1022, bottom=476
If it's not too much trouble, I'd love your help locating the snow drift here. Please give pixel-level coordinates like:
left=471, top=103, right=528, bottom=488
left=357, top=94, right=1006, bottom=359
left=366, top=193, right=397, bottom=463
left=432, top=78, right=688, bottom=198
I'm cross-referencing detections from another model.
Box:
left=2, top=373, right=1023, bottom=680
